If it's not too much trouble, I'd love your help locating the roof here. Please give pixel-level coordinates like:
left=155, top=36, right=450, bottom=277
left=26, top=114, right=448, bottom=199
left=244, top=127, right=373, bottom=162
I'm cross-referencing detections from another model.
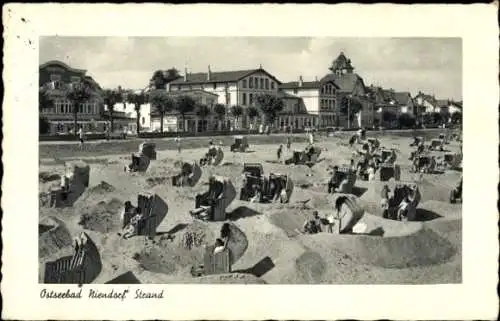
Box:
left=320, top=73, right=365, bottom=93
left=393, top=92, right=412, bottom=105
left=279, top=79, right=339, bottom=90
left=170, top=68, right=282, bottom=85
left=278, top=91, right=301, bottom=99
left=167, top=89, right=218, bottom=97
left=415, top=92, right=438, bottom=106
left=329, top=52, right=354, bottom=72
left=39, top=60, right=87, bottom=74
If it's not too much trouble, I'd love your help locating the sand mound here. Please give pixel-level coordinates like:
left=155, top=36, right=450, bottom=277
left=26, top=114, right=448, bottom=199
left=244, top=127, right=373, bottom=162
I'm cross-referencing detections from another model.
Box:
left=39, top=216, right=73, bottom=259
left=192, top=273, right=267, bottom=284
left=301, top=226, right=457, bottom=269
left=78, top=198, right=123, bottom=233
left=295, top=250, right=327, bottom=283
left=89, top=181, right=116, bottom=193
left=146, top=176, right=170, bottom=187
left=136, top=221, right=248, bottom=276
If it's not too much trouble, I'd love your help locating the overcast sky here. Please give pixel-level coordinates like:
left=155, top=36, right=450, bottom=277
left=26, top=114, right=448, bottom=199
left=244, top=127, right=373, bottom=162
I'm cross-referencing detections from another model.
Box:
left=40, top=37, right=462, bottom=100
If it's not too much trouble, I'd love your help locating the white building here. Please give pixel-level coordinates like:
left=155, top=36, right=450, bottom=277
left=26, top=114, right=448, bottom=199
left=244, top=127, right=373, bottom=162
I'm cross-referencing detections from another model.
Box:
left=168, top=66, right=282, bottom=128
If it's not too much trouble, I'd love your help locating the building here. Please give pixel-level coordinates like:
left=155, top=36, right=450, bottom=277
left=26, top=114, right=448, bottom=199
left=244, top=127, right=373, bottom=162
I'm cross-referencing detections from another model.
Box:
left=276, top=91, right=316, bottom=130
left=150, top=89, right=219, bottom=133
left=393, top=91, right=415, bottom=115
left=279, top=76, right=338, bottom=128
left=168, top=66, right=282, bottom=128
left=320, top=52, right=376, bottom=128
left=414, top=92, right=439, bottom=113
left=39, top=60, right=133, bottom=134
left=436, top=99, right=462, bottom=115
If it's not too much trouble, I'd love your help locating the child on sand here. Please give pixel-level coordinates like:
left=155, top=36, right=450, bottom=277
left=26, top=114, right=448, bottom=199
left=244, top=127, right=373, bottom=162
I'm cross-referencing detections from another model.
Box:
left=175, top=136, right=181, bottom=153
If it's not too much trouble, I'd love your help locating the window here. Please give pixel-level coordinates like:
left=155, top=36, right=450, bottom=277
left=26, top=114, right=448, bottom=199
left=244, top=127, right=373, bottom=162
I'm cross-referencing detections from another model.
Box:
left=321, top=87, right=325, bottom=94
left=293, top=88, right=298, bottom=94
left=254, top=78, right=258, bottom=89
left=142, top=117, right=145, bottom=125
left=242, top=93, right=247, bottom=105
left=265, top=79, right=269, bottom=90
left=249, top=93, right=253, bottom=105
left=271, top=82, right=275, bottom=90
left=242, top=79, right=247, bottom=88
left=70, top=76, right=81, bottom=83
left=249, top=77, right=254, bottom=89
left=177, top=85, right=181, bottom=91
left=260, top=78, right=264, bottom=89
left=50, top=74, right=61, bottom=81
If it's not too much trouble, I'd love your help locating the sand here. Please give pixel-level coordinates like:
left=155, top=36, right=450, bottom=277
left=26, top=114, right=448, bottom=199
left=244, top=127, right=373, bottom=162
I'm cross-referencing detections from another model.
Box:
left=39, top=131, right=462, bottom=284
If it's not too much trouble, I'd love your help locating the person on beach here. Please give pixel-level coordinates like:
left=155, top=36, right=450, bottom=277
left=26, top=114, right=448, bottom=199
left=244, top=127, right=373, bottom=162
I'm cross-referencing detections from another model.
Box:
left=380, top=185, right=390, bottom=219
left=286, top=136, right=292, bottom=151
left=175, top=136, right=181, bottom=154
left=303, top=211, right=322, bottom=234
left=78, top=126, right=85, bottom=149
left=249, top=184, right=262, bottom=203
left=277, top=144, right=283, bottom=162
left=328, top=166, right=341, bottom=194
left=213, top=238, right=226, bottom=255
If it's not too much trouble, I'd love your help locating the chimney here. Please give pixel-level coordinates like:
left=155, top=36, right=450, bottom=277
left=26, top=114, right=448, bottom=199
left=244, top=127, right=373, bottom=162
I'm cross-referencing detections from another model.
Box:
left=207, top=65, right=211, bottom=81
left=299, top=75, right=303, bottom=87
left=184, top=67, right=188, bottom=82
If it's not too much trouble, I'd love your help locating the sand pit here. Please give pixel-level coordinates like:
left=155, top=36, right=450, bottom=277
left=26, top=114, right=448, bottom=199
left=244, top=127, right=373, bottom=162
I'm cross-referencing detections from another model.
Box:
left=39, top=216, right=73, bottom=259
left=78, top=198, right=124, bottom=233
left=135, top=221, right=248, bottom=277
left=40, top=131, right=462, bottom=284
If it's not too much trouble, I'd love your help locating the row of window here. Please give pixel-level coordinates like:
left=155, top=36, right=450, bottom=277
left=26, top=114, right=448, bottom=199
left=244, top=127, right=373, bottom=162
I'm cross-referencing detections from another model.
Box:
left=321, top=84, right=336, bottom=95
left=278, top=116, right=316, bottom=128
left=40, top=100, right=97, bottom=114
left=50, top=74, right=81, bottom=83
left=320, top=99, right=336, bottom=111
left=242, top=77, right=276, bottom=90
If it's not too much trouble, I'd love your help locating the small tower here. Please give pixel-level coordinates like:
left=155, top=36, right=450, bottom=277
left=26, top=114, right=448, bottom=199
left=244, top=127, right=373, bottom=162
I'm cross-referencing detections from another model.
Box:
left=329, top=51, right=355, bottom=76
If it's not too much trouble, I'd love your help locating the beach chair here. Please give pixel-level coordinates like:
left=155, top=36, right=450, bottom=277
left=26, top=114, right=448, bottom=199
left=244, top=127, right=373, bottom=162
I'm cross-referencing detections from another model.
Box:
left=240, top=163, right=266, bottom=202
left=192, top=177, right=236, bottom=221
left=429, top=139, right=444, bottom=151
left=139, top=142, right=157, bottom=160
left=443, top=153, right=462, bottom=170
left=172, top=162, right=202, bottom=187
left=43, top=232, right=102, bottom=285
left=379, top=164, right=401, bottom=181
left=333, top=167, right=357, bottom=194
left=267, top=173, right=293, bottom=203
left=49, top=162, right=90, bottom=208
left=230, top=135, right=249, bottom=152
left=136, top=194, right=169, bottom=239
left=332, top=194, right=365, bottom=234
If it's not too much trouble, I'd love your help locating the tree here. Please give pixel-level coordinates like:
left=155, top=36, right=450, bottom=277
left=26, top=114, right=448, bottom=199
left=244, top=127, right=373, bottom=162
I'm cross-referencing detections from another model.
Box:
left=213, top=103, right=226, bottom=130
left=66, top=81, right=92, bottom=136
left=431, top=112, right=442, bottom=125
left=255, top=94, right=284, bottom=126
left=102, top=89, right=121, bottom=133
left=230, top=105, right=244, bottom=129
left=451, top=112, right=462, bottom=124
left=247, top=106, right=260, bottom=128
left=149, top=90, right=175, bottom=133
left=39, top=87, right=54, bottom=111
left=195, top=104, right=211, bottom=132
left=150, top=68, right=181, bottom=89
left=398, top=113, right=416, bottom=129
left=340, top=96, right=363, bottom=126
left=175, top=95, right=196, bottom=132
left=127, top=91, right=148, bottom=134
left=382, top=110, right=397, bottom=125
left=440, top=110, right=451, bottom=124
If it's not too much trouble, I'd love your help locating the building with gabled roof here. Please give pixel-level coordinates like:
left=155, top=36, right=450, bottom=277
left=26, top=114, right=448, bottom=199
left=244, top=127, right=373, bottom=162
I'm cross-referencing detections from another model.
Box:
left=167, top=65, right=282, bottom=129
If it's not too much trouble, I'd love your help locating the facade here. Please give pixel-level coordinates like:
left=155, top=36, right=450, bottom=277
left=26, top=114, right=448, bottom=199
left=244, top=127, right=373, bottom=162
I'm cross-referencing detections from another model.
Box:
left=39, top=60, right=133, bottom=134
left=414, top=92, right=439, bottom=113
left=150, top=90, right=219, bottom=133
left=393, top=91, right=415, bottom=115
left=436, top=99, right=462, bottom=115
left=169, top=66, right=282, bottom=128
left=279, top=77, right=338, bottom=128
left=275, top=92, right=316, bottom=130
left=320, top=52, right=375, bottom=128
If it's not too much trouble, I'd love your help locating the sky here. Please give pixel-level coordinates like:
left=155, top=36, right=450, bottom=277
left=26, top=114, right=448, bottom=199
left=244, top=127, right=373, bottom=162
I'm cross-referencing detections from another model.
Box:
left=39, top=37, right=462, bottom=101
